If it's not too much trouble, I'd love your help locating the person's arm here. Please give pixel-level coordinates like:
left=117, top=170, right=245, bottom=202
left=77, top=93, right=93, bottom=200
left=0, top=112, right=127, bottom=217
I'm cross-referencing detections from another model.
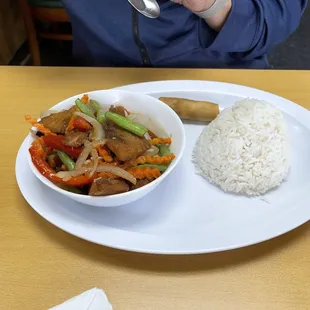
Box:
left=173, top=0, right=308, bottom=59
left=202, top=0, right=308, bottom=58
left=171, top=0, right=231, bottom=30
left=203, top=0, right=232, bottom=31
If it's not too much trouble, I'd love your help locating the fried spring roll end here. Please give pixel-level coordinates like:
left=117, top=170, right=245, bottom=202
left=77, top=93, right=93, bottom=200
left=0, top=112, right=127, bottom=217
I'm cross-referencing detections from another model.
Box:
left=159, top=97, right=219, bottom=122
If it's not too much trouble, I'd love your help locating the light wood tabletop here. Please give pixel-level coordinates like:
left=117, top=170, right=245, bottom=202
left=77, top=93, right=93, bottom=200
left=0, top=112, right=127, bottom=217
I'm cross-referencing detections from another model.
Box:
left=1, top=66, right=310, bottom=310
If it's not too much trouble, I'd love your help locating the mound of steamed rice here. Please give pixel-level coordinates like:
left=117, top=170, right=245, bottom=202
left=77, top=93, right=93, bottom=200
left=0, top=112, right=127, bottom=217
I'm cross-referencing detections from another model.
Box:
left=193, top=98, right=290, bottom=196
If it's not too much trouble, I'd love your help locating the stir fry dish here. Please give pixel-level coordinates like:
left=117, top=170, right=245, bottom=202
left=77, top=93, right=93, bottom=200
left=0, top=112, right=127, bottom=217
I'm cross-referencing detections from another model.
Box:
left=25, top=94, right=175, bottom=196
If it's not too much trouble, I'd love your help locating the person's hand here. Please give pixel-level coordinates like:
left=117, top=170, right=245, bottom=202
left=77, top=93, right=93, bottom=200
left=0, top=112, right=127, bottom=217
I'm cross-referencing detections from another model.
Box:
left=171, top=0, right=216, bottom=12
left=171, top=0, right=232, bottom=32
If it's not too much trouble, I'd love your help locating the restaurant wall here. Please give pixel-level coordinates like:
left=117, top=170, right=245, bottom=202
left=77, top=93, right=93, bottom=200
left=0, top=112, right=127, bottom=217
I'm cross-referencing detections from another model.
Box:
left=0, top=0, right=26, bottom=64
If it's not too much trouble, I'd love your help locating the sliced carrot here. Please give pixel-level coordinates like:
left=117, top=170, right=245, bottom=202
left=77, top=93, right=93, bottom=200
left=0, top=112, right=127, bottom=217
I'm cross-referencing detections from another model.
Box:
left=131, top=154, right=175, bottom=166
left=96, top=145, right=113, bottom=162
left=81, top=94, right=89, bottom=104
left=98, top=172, right=118, bottom=179
left=150, top=137, right=172, bottom=145
left=66, top=115, right=76, bottom=131
left=134, top=157, right=145, bottom=165
left=127, top=167, right=161, bottom=180
left=25, top=115, right=56, bottom=136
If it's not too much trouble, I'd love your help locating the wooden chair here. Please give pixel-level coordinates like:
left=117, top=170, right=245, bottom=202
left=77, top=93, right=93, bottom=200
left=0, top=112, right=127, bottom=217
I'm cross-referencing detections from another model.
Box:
left=19, top=0, right=72, bottom=65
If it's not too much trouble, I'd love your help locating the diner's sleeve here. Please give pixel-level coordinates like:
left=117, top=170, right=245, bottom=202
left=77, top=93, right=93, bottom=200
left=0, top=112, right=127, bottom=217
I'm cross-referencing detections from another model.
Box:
left=199, top=0, right=308, bottom=59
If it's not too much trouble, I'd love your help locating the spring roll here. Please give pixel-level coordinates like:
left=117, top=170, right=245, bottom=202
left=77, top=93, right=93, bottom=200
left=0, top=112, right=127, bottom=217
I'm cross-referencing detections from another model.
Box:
left=159, top=97, right=219, bottom=122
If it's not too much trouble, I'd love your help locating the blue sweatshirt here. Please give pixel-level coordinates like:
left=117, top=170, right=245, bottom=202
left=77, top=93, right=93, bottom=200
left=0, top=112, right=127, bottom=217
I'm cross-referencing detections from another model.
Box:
left=61, top=0, right=307, bottom=68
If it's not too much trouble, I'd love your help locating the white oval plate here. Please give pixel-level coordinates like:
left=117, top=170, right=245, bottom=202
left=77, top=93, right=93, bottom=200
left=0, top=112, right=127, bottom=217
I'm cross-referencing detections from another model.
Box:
left=16, top=80, right=310, bottom=254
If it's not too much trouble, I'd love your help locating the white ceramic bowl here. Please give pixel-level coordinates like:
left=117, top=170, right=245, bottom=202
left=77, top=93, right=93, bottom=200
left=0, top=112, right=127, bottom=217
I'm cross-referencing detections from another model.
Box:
left=27, top=90, right=185, bottom=207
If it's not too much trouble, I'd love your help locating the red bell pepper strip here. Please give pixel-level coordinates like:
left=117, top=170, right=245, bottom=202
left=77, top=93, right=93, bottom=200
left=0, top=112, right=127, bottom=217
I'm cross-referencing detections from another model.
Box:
left=42, top=135, right=82, bottom=159
left=29, top=140, right=96, bottom=187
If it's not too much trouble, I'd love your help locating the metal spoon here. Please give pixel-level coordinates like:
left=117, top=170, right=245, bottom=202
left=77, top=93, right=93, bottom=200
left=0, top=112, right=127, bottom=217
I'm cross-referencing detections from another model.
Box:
left=128, top=0, right=160, bottom=18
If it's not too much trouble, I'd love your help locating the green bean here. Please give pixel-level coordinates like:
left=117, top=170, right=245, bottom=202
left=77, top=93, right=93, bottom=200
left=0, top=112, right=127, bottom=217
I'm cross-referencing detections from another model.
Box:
left=138, top=164, right=168, bottom=172
left=157, top=144, right=171, bottom=156
left=105, top=111, right=148, bottom=137
left=96, top=111, right=106, bottom=124
left=55, top=150, right=75, bottom=171
left=90, top=99, right=106, bottom=123
left=75, top=98, right=95, bottom=118
left=59, top=184, right=84, bottom=194
left=90, top=99, right=101, bottom=111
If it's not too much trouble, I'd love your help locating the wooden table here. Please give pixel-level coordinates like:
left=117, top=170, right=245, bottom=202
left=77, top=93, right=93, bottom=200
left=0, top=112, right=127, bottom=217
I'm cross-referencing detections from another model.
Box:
left=1, top=67, right=310, bottom=310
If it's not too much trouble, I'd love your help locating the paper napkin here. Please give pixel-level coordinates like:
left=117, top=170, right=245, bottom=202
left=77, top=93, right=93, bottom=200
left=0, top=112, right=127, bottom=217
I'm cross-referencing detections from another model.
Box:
left=49, top=288, right=113, bottom=310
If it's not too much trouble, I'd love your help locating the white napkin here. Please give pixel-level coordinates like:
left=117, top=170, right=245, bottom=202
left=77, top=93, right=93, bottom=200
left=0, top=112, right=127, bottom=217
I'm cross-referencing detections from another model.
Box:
left=49, top=288, right=113, bottom=310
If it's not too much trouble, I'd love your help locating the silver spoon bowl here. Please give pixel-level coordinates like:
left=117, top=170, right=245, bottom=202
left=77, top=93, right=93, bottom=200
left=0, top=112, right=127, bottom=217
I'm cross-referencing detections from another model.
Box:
left=128, top=0, right=160, bottom=18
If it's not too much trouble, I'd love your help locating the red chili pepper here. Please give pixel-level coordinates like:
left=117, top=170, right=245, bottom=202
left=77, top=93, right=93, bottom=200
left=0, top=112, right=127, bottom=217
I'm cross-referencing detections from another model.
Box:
left=73, top=117, right=92, bottom=132
left=42, top=135, right=82, bottom=159
left=29, top=140, right=95, bottom=187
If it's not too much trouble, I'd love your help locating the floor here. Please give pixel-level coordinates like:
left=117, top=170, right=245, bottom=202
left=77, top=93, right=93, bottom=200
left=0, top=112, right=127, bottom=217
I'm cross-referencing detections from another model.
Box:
left=10, top=5, right=310, bottom=69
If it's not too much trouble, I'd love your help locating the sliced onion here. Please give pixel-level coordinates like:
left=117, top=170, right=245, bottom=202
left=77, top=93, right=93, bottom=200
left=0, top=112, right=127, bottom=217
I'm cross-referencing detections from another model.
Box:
left=75, top=140, right=92, bottom=170
left=144, top=145, right=159, bottom=156
left=96, top=166, right=137, bottom=185
left=30, top=128, right=38, bottom=138
left=84, top=159, right=92, bottom=166
left=128, top=113, right=167, bottom=137
left=74, top=111, right=105, bottom=141
left=91, top=139, right=107, bottom=148
left=89, top=148, right=99, bottom=177
left=56, top=164, right=137, bottom=185
left=63, top=175, right=72, bottom=182
left=144, top=132, right=151, bottom=140
left=56, top=166, right=92, bottom=180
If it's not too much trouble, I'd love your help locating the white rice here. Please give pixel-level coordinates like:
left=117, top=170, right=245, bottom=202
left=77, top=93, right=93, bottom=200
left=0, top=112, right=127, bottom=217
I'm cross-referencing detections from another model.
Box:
left=193, top=98, right=290, bottom=196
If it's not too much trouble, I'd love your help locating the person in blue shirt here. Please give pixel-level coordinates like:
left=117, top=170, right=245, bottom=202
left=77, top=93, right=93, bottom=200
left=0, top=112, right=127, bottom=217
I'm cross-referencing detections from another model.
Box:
left=61, top=0, right=307, bottom=68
